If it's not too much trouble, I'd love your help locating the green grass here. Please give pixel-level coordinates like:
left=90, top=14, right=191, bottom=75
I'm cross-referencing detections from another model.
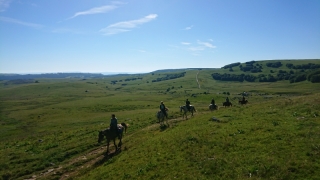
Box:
left=77, top=93, right=320, bottom=180
left=0, top=60, right=319, bottom=180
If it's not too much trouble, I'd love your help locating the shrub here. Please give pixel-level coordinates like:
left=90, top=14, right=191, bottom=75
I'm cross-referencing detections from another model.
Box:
left=310, top=75, right=320, bottom=83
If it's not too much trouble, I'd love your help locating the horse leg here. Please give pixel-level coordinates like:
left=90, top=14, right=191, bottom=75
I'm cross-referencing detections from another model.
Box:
left=118, top=134, right=122, bottom=147
left=106, top=139, right=110, bottom=154
left=113, top=138, right=118, bottom=151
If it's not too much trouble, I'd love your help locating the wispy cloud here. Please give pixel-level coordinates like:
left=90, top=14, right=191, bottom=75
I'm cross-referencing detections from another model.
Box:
left=0, top=16, right=43, bottom=28
left=171, top=39, right=216, bottom=55
left=100, top=14, right=158, bottom=35
left=181, top=42, right=191, bottom=45
left=0, top=0, right=11, bottom=12
left=183, top=25, right=193, bottom=30
left=68, top=5, right=118, bottom=19
left=197, top=40, right=216, bottom=48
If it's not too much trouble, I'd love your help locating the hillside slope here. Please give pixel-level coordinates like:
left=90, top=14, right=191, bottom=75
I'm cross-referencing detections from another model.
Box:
left=77, top=93, right=320, bottom=180
left=0, top=59, right=319, bottom=180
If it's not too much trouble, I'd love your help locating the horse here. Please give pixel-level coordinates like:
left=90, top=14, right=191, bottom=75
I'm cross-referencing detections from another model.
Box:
left=180, top=105, right=196, bottom=119
left=223, top=101, right=232, bottom=107
left=209, top=104, right=218, bottom=111
left=239, top=100, right=248, bottom=105
left=98, top=123, right=128, bottom=154
left=156, top=110, right=168, bottom=126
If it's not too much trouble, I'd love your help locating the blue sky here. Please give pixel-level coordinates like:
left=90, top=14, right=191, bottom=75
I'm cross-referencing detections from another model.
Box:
left=0, top=0, right=319, bottom=74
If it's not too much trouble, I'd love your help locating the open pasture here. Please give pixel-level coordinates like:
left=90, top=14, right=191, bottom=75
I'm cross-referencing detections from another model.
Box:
left=0, top=68, right=319, bottom=179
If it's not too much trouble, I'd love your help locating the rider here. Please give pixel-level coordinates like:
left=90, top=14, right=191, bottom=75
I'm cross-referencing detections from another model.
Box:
left=186, top=99, right=191, bottom=111
left=226, top=97, right=230, bottom=103
left=110, top=114, right=119, bottom=137
left=211, top=98, right=215, bottom=105
left=160, top=101, right=168, bottom=118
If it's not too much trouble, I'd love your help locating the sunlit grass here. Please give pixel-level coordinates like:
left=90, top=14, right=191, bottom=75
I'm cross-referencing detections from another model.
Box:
left=0, top=66, right=319, bottom=179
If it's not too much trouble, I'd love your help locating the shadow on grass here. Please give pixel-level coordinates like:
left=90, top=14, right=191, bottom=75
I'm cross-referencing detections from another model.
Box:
left=93, top=148, right=122, bottom=167
left=160, top=124, right=169, bottom=131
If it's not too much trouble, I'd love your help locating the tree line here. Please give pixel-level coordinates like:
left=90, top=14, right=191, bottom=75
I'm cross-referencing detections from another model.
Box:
left=151, top=72, right=186, bottom=82
left=211, top=69, right=320, bottom=83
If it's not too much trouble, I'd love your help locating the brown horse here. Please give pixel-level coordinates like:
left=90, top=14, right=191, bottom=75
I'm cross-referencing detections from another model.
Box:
left=223, top=101, right=232, bottom=107
left=98, top=123, right=128, bottom=154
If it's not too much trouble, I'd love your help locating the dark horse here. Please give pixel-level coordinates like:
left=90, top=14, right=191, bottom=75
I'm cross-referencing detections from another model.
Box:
left=156, top=110, right=168, bottom=126
left=209, top=104, right=218, bottom=111
left=180, top=105, right=196, bottom=119
left=98, top=123, right=128, bottom=154
left=223, top=101, right=232, bottom=107
left=239, top=100, right=248, bottom=105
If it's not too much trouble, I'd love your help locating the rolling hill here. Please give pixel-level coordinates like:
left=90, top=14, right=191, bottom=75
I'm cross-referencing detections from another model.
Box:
left=0, top=59, right=319, bottom=180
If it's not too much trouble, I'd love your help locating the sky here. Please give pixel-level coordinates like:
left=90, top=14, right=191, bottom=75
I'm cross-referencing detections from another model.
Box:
left=0, top=0, right=319, bottom=74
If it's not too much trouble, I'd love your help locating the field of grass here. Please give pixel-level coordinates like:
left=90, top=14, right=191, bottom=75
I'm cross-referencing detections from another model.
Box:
left=0, top=60, right=319, bottom=180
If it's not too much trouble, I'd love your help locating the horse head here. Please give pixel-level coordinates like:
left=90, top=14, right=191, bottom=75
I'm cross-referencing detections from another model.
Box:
left=98, top=130, right=104, bottom=143
left=120, top=122, right=128, bottom=134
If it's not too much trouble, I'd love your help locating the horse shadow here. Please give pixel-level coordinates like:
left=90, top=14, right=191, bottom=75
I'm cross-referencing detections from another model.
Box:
left=93, top=148, right=123, bottom=167
left=160, top=124, right=169, bottom=131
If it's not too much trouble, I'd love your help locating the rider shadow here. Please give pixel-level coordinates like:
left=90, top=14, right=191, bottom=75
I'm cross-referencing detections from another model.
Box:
left=93, top=148, right=122, bottom=167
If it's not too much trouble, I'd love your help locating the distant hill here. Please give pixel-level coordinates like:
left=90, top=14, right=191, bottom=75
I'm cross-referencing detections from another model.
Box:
left=0, top=73, right=105, bottom=80
left=152, top=68, right=218, bottom=73
left=1, top=59, right=319, bottom=83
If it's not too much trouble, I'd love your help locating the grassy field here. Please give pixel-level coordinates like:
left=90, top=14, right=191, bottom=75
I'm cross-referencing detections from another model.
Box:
left=0, top=60, right=319, bottom=180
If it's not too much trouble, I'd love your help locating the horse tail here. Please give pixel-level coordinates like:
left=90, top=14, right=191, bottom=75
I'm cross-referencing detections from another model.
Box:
left=120, top=122, right=128, bottom=133
left=193, top=106, right=196, bottom=112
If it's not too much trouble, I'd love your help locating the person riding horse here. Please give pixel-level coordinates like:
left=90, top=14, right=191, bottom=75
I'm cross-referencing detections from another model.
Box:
left=186, top=99, right=191, bottom=111
left=160, top=101, right=168, bottom=118
left=226, top=97, right=230, bottom=103
left=110, top=114, right=120, bottom=138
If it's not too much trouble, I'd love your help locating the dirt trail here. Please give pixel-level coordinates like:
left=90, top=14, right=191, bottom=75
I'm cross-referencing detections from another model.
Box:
left=196, top=70, right=201, bottom=89
left=32, top=117, right=188, bottom=180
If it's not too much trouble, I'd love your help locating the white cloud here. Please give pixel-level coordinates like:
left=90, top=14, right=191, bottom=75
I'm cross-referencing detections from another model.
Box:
left=181, top=42, right=191, bottom=45
left=100, top=14, right=158, bottom=35
left=68, top=5, right=118, bottom=19
left=184, top=25, right=193, bottom=30
left=0, top=0, right=11, bottom=12
left=197, top=40, right=216, bottom=48
left=0, top=16, right=43, bottom=28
